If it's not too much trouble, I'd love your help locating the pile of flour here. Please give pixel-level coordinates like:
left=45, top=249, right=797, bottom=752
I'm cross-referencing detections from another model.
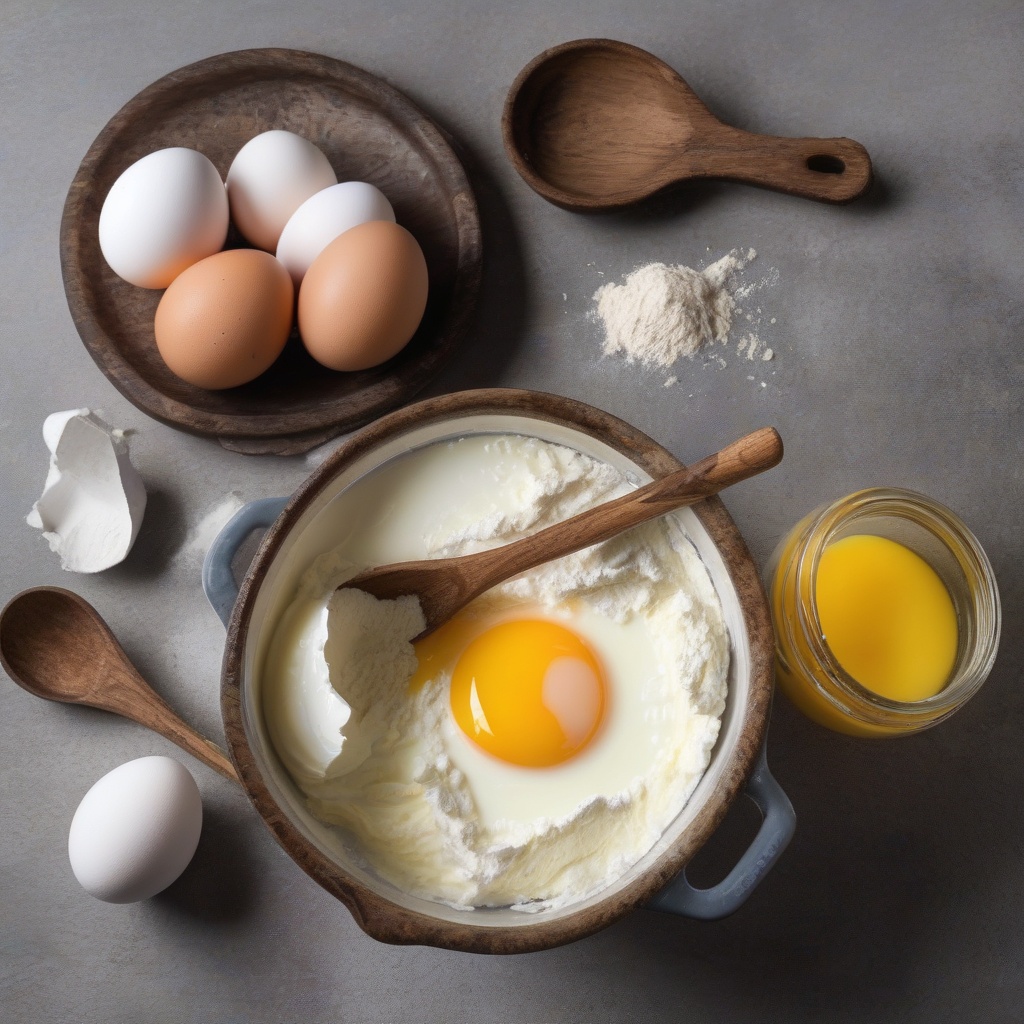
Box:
left=593, top=248, right=774, bottom=369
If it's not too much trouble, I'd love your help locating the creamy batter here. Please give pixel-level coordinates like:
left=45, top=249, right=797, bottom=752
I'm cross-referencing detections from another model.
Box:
left=261, top=435, right=729, bottom=910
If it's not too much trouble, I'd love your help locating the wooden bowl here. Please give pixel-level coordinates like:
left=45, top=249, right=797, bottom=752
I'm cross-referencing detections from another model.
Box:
left=219, top=389, right=780, bottom=952
left=60, top=48, right=482, bottom=455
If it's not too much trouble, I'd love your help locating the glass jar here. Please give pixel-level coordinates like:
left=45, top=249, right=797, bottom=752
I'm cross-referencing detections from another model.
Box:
left=767, top=488, right=1000, bottom=737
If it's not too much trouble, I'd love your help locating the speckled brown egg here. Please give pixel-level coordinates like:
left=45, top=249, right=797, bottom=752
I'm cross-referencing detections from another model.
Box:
left=297, top=220, right=428, bottom=372
left=154, top=248, right=294, bottom=389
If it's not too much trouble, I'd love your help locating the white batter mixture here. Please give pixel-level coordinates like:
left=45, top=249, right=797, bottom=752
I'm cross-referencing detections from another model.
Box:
left=261, top=434, right=729, bottom=910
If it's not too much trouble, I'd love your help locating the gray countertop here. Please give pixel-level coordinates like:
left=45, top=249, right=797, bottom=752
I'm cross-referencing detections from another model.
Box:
left=2, top=1, right=1022, bottom=1021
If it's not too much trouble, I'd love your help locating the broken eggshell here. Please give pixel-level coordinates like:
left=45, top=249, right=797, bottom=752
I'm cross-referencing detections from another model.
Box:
left=27, top=409, right=147, bottom=572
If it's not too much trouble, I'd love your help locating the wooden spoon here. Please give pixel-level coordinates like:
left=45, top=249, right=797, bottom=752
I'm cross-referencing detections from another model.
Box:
left=345, top=425, right=782, bottom=639
left=502, top=38, right=872, bottom=211
left=0, top=587, right=238, bottom=783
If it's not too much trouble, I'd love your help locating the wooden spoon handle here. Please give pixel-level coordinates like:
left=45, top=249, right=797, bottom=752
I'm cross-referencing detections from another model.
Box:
left=52, top=596, right=243, bottom=784
left=468, top=426, right=783, bottom=591
left=101, top=672, right=240, bottom=784
left=690, top=126, right=872, bottom=203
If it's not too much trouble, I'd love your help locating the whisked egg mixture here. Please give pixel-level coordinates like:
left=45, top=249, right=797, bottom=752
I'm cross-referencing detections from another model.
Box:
left=262, top=434, right=728, bottom=911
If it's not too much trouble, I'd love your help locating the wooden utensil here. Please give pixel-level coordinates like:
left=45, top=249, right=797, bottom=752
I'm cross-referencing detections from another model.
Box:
left=0, top=587, right=238, bottom=782
left=503, top=38, right=872, bottom=211
left=61, top=48, right=482, bottom=456
left=344, top=425, right=782, bottom=638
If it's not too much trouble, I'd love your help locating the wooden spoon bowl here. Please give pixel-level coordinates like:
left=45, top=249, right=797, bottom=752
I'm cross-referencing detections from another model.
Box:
left=503, top=38, right=872, bottom=211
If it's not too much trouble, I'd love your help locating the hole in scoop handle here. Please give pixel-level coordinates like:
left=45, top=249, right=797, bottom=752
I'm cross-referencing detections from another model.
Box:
left=694, top=127, right=872, bottom=203
left=202, top=497, right=289, bottom=628
left=647, top=740, right=795, bottom=920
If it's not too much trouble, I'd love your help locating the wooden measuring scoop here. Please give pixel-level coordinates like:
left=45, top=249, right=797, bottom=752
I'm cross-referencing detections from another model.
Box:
left=502, top=38, right=872, bottom=211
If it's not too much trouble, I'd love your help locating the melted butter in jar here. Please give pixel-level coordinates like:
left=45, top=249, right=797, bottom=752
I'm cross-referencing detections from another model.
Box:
left=767, top=489, right=999, bottom=737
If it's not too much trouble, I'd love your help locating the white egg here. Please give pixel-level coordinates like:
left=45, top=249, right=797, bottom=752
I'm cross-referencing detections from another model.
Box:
left=226, top=130, right=338, bottom=251
left=275, top=181, right=395, bottom=286
left=68, top=755, right=203, bottom=903
left=98, top=148, right=229, bottom=289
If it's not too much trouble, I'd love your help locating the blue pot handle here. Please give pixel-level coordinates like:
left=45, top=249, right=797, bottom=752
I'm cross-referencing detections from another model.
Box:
left=202, top=497, right=290, bottom=628
left=647, top=739, right=795, bottom=919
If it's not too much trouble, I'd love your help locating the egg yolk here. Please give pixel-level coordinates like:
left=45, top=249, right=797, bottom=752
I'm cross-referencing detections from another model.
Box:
left=447, top=619, right=607, bottom=768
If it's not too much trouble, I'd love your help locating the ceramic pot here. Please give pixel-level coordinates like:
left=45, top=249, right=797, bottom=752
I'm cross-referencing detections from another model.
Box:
left=204, top=389, right=794, bottom=953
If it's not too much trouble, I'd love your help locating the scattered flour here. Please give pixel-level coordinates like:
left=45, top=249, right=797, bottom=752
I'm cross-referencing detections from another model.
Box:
left=737, top=334, right=775, bottom=363
left=177, top=493, right=244, bottom=561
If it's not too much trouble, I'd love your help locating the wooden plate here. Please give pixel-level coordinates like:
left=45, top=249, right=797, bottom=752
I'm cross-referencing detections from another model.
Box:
left=60, top=48, right=482, bottom=455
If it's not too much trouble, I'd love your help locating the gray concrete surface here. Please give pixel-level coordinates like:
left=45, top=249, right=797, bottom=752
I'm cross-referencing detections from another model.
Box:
left=2, top=1, right=1022, bottom=1021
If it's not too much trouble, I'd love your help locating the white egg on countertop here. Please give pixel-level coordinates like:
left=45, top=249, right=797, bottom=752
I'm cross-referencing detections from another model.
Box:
left=275, top=181, right=395, bottom=286
left=98, top=147, right=229, bottom=289
left=68, top=755, right=203, bottom=903
left=226, top=130, right=337, bottom=251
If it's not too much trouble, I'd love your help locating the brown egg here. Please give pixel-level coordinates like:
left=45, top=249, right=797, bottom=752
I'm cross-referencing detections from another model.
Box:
left=297, top=220, right=428, bottom=371
left=154, top=249, right=294, bottom=389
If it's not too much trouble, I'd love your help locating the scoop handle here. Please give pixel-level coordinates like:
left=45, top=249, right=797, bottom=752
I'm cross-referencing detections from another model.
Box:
left=689, top=126, right=872, bottom=203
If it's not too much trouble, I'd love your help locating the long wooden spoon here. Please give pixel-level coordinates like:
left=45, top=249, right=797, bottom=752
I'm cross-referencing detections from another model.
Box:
left=503, top=38, right=872, bottom=211
left=0, top=587, right=238, bottom=782
left=345, top=425, right=782, bottom=639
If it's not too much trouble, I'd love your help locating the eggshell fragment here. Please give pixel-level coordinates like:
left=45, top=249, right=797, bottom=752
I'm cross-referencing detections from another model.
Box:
left=68, top=756, right=202, bottom=903
left=297, top=220, right=429, bottom=372
left=226, top=130, right=337, bottom=251
left=26, top=409, right=147, bottom=573
left=154, top=248, right=294, bottom=389
left=276, top=181, right=395, bottom=286
left=98, top=147, right=229, bottom=289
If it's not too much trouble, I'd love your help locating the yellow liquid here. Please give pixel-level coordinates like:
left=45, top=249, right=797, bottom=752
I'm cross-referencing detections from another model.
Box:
left=815, top=534, right=958, bottom=701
